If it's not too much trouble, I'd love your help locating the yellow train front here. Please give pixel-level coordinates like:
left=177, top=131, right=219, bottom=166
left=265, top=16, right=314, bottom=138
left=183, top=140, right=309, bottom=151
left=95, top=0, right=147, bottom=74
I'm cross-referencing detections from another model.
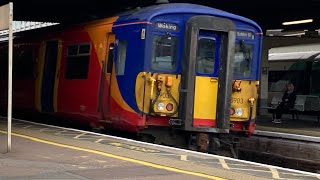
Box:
left=112, top=3, right=263, bottom=151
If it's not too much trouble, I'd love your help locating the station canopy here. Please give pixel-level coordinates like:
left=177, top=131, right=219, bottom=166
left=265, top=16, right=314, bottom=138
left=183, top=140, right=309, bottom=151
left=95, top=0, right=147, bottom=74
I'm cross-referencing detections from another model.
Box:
left=0, top=21, right=59, bottom=40
left=269, top=44, right=320, bottom=61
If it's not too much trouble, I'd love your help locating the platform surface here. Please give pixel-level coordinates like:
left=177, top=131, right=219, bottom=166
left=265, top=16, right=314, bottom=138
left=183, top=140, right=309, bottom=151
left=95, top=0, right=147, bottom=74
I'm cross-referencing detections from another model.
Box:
left=0, top=118, right=319, bottom=180
left=256, top=114, right=320, bottom=137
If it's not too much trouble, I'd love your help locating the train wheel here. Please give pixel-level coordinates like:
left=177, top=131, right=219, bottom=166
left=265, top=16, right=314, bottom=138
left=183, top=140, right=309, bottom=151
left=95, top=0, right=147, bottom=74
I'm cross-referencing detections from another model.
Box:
left=187, top=133, right=210, bottom=152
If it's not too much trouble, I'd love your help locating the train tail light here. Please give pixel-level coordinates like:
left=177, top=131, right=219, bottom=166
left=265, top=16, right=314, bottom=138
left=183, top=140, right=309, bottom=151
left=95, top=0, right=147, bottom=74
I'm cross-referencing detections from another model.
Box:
left=166, top=103, right=173, bottom=111
left=229, top=108, right=235, bottom=115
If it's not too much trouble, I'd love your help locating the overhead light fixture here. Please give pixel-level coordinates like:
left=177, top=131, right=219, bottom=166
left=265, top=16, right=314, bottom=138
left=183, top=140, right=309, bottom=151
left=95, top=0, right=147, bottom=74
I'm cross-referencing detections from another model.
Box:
left=282, top=19, right=313, bottom=25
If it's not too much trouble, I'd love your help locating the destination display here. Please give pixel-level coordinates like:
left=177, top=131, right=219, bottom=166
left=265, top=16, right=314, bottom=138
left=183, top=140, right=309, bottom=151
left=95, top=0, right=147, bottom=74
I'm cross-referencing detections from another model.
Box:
left=236, top=31, right=254, bottom=40
left=155, top=22, right=179, bottom=31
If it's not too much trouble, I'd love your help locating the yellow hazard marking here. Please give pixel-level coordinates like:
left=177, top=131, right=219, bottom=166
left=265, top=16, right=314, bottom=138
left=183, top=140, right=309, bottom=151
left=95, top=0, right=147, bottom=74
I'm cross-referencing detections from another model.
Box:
left=219, top=159, right=230, bottom=170
left=269, top=168, right=280, bottom=179
left=0, top=130, right=226, bottom=180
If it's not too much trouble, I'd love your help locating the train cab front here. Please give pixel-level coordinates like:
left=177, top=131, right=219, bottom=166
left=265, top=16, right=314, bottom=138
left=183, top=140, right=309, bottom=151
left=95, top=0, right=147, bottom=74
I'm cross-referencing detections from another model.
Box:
left=135, top=14, right=237, bottom=136
left=229, top=32, right=262, bottom=135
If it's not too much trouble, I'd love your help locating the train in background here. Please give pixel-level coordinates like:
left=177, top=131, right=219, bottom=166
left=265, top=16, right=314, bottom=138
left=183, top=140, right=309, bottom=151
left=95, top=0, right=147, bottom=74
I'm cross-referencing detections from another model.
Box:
left=0, top=3, right=262, bottom=153
left=268, top=44, right=320, bottom=97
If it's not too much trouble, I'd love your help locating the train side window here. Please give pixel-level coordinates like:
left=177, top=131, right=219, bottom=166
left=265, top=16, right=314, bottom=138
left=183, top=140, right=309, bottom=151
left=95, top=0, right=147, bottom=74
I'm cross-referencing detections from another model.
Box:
left=106, top=43, right=114, bottom=73
left=233, top=41, right=253, bottom=77
left=14, top=48, right=35, bottom=79
left=116, top=40, right=127, bottom=75
left=65, top=43, right=91, bottom=79
left=152, top=35, right=178, bottom=71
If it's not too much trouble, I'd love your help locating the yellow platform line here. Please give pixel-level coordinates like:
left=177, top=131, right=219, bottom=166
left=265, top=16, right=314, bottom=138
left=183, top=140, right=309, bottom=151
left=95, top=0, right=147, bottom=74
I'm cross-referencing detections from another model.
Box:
left=0, top=130, right=226, bottom=180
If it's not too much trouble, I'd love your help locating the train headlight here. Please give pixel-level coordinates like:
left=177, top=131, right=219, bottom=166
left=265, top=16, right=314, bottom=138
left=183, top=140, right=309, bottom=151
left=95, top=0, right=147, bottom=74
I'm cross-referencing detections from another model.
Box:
left=157, top=102, right=165, bottom=111
left=235, top=108, right=243, bottom=116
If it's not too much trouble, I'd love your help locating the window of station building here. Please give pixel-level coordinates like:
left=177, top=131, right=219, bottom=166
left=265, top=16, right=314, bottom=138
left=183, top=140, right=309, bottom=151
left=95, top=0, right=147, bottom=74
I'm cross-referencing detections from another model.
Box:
left=65, top=43, right=91, bottom=79
left=116, top=40, right=127, bottom=75
left=13, top=48, right=35, bottom=80
left=233, top=41, right=253, bottom=77
left=151, top=35, right=178, bottom=71
left=268, top=61, right=306, bottom=94
left=196, top=38, right=216, bottom=74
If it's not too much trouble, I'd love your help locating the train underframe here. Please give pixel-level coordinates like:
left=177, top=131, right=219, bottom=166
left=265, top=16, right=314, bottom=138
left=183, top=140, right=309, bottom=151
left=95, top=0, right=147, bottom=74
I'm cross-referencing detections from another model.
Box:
left=137, top=125, right=248, bottom=158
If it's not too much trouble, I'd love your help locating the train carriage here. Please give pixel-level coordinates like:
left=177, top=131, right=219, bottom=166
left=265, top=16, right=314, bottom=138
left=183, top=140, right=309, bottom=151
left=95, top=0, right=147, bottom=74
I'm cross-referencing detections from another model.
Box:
left=0, top=3, right=262, bottom=152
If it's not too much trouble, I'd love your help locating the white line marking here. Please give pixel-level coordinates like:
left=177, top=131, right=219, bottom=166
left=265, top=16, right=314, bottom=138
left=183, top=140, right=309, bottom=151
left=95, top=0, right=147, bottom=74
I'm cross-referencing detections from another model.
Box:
left=255, top=130, right=320, bottom=143
left=40, top=128, right=49, bottom=132
left=22, top=125, right=32, bottom=129
left=4, top=117, right=320, bottom=178
left=149, top=153, right=177, bottom=156
left=269, top=168, right=280, bottom=179
left=54, top=130, right=67, bottom=135
left=281, top=172, right=320, bottom=178
left=95, top=139, right=107, bottom=143
left=230, top=168, right=270, bottom=173
left=219, top=159, right=230, bottom=170
left=180, top=155, right=188, bottom=161
left=74, top=133, right=87, bottom=139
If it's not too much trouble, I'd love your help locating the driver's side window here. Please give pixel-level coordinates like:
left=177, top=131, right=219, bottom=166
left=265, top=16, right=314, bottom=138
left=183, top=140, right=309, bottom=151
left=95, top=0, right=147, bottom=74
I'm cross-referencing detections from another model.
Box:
left=196, top=38, right=216, bottom=74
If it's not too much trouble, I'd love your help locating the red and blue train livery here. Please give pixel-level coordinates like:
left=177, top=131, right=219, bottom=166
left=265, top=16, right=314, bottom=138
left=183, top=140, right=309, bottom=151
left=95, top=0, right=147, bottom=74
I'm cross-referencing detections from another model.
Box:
left=0, top=3, right=262, bottom=152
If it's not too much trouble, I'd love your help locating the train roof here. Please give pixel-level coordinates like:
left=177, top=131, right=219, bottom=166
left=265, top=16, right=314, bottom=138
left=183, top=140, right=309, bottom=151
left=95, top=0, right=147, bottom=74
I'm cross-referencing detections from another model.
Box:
left=114, top=3, right=262, bottom=32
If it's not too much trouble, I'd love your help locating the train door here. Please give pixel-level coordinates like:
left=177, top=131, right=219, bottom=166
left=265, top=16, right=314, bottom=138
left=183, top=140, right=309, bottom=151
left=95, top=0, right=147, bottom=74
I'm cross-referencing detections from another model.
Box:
left=180, top=16, right=235, bottom=132
left=193, top=31, right=220, bottom=126
left=41, top=40, right=59, bottom=112
left=100, top=34, right=115, bottom=119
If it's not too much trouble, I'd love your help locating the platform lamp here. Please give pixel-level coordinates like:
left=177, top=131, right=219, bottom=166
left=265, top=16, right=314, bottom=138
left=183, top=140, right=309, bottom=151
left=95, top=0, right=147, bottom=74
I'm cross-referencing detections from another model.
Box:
left=282, top=19, right=313, bottom=26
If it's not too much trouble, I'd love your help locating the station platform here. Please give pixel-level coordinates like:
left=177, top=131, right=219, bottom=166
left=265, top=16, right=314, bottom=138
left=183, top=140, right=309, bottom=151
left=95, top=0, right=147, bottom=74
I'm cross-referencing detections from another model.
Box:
left=256, top=114, right=320, bottom=137
left=0, top=118, right=319, bottom=180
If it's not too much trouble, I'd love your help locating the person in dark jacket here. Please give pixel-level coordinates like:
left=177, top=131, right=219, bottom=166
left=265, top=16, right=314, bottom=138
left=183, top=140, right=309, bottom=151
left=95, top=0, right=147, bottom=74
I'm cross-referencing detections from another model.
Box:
left=272, top=82, right=297, bottom=124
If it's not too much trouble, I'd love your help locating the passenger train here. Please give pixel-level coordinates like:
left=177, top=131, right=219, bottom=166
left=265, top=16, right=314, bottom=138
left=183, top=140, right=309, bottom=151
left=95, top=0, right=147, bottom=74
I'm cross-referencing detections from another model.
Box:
left=0, top=3, right=262, bottom=152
